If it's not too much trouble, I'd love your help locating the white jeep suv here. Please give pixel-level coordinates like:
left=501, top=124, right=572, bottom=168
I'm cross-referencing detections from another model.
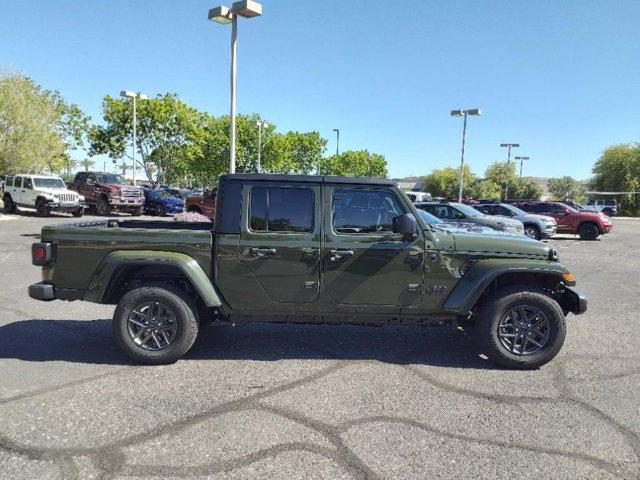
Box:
left=3, top=174, right=85, bottom=217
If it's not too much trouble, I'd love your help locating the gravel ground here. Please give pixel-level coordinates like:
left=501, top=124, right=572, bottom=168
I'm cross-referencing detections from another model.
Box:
left=0, top=207, right=638, bottom=480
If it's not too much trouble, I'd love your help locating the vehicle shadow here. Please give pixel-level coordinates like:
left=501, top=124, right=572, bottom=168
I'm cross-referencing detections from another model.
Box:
left=0, top=318, right=494, bottom=369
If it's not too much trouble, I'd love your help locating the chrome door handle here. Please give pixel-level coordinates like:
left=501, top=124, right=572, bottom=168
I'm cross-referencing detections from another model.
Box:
left=328, top=249, right=354, bottom=262
left=250, top=247, right=277, bottom=257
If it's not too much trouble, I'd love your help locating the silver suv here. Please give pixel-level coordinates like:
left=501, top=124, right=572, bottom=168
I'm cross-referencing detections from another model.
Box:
left=415, top=202, right=525, bottom=236
left=474, top=203, right=556, bottom=240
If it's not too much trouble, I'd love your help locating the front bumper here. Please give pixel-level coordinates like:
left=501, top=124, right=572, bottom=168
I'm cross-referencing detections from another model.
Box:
left=561, top=286, right=588, bottom=315
left=111, top=198, right=144, bottom=211
left=541, top=224, right=557, bottom=238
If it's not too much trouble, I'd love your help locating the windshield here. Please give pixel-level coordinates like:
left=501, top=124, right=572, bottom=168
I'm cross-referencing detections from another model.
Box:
left=451, top=203, right=482, bottom=217
left=33, top=178, right=66, bottom=189
left=154, top=190, right=176, bottom=198
left=417, top=209, right=443, bottom=224
left=96, top=174, right=128, bottom=185
left=502, top=204, right=527, bottom=216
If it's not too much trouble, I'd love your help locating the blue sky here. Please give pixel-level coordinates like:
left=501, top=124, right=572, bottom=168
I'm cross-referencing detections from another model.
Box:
left=1, top=0, right=639, bottom=179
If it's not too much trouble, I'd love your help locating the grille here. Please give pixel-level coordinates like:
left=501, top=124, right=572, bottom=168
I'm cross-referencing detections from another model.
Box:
left=58, top=193, right=76, bottom=203
left=121, top=189, right=140, bottom=197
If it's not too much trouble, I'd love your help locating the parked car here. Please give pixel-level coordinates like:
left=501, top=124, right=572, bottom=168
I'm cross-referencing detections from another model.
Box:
left=405, top=191, right=432, bottom=203
left=69, top=171, right=144, bottom=216
left=474, top=202, right=557, bottom=240
left=416, top=209, right=514, bottom=236
left=558, top=199, right=587, bottom=211
left=185, top=188, right=216, bottom=220
left=511, top=201, right=612, bottom=240
left=415, top=201, right=525, bottom=236
left=143, top=188, right=185, bottom=216
left=28, top=173, right=587, bottom=368
left=585, top=199, right=618, bottom=216
left=3, top=174, right=84, bottom=217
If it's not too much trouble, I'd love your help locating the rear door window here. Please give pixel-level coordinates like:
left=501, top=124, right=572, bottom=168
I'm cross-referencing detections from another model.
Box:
left=249, top=186, right=314, bottom=233
left=14, top=177, right=23, bottom=188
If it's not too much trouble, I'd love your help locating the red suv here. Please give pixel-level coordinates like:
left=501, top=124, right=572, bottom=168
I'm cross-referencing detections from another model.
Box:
left=512, top=201, right=612, bottom=240
left=185, top=188, right=216, bottom=220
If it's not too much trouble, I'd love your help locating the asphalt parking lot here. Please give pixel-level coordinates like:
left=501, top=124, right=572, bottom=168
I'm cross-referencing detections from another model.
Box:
left=0, top=209, right=639, bottom=480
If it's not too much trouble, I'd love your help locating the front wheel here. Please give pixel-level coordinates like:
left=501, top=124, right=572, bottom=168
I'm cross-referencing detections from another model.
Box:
left=578, top=222, right=599, bottom=240
left=113, top=286, right=199, bottom=364
left=476, top=286, right=566, bottom=369
left=36, top=199, right=51, bottom=217
left=154, top=204, right=165, bottom=216
left=96, top=197, right=112, bottom=216
left=524, top=224, right=541, bottom=240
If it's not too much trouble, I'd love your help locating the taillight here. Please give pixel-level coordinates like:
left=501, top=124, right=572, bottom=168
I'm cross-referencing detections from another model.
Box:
left=32, top=242, right=54, bottom=266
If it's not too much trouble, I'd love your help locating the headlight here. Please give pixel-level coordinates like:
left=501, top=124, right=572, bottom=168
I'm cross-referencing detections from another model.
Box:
left=496, top=222, right=507, bottom=229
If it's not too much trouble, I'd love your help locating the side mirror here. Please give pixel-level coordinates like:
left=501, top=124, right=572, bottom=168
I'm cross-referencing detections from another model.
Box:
left=393, top=213, right=417, bottom=237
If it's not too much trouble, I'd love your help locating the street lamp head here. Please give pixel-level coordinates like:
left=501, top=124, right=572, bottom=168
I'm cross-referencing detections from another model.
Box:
left=450, top=110, right=463, bottom=117
left=514, top=156, right=530, bottom=160
left=208, top=5, right=232, bottom=24
left=232, top=0, right=262, bottom=18
left=138, top=93, right=149, bottom=100
left=467, top=108, right=482, bottom=116
left=333, top=128, right=339, bottom=132
left=500, top=143, right=520, bottom=148
left=120, top=90, right=135, bottom=98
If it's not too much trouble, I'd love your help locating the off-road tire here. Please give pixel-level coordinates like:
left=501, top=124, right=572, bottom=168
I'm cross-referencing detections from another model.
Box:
left=3, top=195, right=17, bottom=214
left=36, top=198, right=51, bottom=217
left=578, top=222, right=599, bottom=240
left=96, top=197, right=112, bottom=216
left=113, top=286, right=199, bottom=364
left=72, top=208, right=84, bottom=217
left=476, top=286, right=566, bottom=369
left=524, top=224, right=541, bottom=240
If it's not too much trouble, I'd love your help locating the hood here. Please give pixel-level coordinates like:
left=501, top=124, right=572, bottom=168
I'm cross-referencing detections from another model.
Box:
left=437, top=222, right=513, bottom=236
left=36, top=187, right=77, bottom=197
left=430, top=228, right=552, bottom=260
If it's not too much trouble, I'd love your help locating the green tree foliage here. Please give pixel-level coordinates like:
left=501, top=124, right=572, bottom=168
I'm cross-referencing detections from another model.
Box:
left=317, top=150, right=388, bottom=178
left=0, top=72, right=88, bottom=175
left=509, top=177, right=543, bottom=200
left=422, top=166, right=475, bottom=198
left=89, top=93, right=201, bottom=186
left=591, top=143, right=640, bottom=215
left=547, top=176, right=587, bottom=202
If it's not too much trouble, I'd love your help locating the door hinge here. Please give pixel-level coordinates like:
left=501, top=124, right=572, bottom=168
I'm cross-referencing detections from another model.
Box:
left=304, top=281, right=318, bottom=289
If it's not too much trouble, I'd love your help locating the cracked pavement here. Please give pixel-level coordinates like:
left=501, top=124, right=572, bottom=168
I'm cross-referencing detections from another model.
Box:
left=0, top=211, right=639, bottom=479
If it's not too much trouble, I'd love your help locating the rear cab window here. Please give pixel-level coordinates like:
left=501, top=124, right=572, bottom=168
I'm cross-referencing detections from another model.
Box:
left=249, top=186, right=314, bottom=233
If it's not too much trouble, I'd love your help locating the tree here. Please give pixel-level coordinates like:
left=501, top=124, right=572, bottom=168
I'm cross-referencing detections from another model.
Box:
left=80, top=158, right=94, bottom=171
left=0, top=71, right=90, bottom=176
left=317, top=150, right=388, bottom=178
left=509, top=177, right=543, bottom=200
left=591, top=143, right=640, bottom=215
left=422, top=166, right=475, bottom=198
left=89, top=93, right=201, bottom=186
left=547, top=176, right=587, bottom=202
left=263, top=131, right=327, bottom=174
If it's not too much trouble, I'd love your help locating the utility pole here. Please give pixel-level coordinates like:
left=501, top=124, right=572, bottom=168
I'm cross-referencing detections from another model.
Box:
left=451, top=109, right=482, bottom=202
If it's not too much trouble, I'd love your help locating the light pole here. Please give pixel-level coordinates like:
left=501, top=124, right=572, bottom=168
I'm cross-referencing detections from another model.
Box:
left=332, top=128, right=340, bottom=156
left=500, top=143, right=519, bottom=199
left=515, top=156, right=530, bottom=177
left=255, top=120, right=268, bottom=173
left=120, top=91, right=148, bottom=186
left=209, top=1, right=263, bottom=174
left=451, top=108, right=482, bottom=202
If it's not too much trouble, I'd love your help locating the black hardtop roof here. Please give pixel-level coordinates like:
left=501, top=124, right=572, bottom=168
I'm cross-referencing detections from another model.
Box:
left=219, top=173, right=394, bottom=186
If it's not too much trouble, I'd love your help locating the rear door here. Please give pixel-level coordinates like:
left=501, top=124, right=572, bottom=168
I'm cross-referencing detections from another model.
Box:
left=322, top=186, right=424, bottom=310
left=12, top=176, right=23, bottom=204
left=238, top=182, right=321, bottom=304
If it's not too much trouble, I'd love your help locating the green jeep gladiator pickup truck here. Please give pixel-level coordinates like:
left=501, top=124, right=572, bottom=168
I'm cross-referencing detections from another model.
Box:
left=28, top=174, right=587, bottom=368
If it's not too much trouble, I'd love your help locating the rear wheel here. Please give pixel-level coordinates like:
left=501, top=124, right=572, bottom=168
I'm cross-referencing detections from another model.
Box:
left=96, top=197, right=112, bottom=216
left=3, top=195, right=17, bottom=214
left=36, top=198, right=51, bottom=217
left=578, top=222, right=599, bottom=240
left=476, top=286, right=566, bottom=369
left=187, top=206, right=202, bottom=214
left=524, top=224, right=541, bottom=240
left=113, top=286, right=199, bottom=364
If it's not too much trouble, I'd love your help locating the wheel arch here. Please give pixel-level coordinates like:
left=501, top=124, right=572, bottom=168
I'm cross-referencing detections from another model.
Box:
left=187, top=205, right=202, bottom=214
left=442, top=260, right=569, bottom=316
left=86, top=251, right=222, bottom=308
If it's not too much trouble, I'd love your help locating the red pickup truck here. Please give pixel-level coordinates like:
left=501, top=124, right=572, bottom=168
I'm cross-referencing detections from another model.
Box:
left=185, top=188, right=216, bottom=220
left=512, top=201, right=612, bottom=240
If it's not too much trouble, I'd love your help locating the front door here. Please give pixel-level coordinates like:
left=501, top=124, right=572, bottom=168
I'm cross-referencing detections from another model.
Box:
left=322, top=186, right=424, bottom=310
left=238, top=182, right=321, bottom=305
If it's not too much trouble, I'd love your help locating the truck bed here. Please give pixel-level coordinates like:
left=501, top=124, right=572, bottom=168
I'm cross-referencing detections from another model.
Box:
left=40, top=219, right=215, bottom=291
